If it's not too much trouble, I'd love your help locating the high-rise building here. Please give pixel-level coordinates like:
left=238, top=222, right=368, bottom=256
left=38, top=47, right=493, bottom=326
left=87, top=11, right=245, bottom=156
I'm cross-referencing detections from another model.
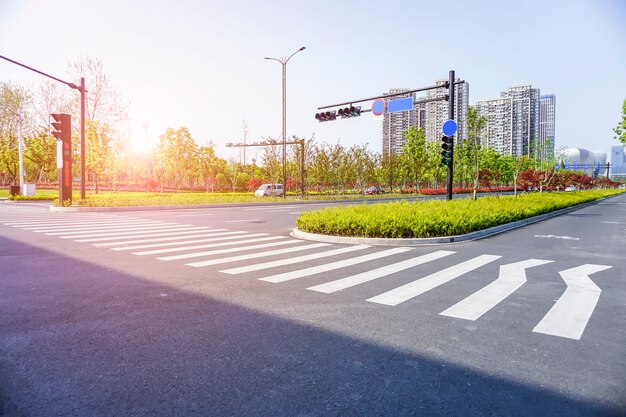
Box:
left=539, top=94, right=556, bottom=159
left=611, top=145, right=626, bottom=179
left=477, top=85, right=541, bottom=157
left=475, top=98, right=513, bottom=155
left=382, top=89, right=420, bottom=155
left=425, top=79, right=469, bottom=145
left=381, top=80, right=469, bottom=154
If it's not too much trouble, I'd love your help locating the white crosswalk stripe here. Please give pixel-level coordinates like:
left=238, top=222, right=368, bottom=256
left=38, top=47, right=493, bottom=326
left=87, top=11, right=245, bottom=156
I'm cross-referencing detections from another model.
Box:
left=106, top=231, right=258, bottom=250
left=224, top=244, right=373, bottom=276
left=306, top=250, right=456, bottom=293
left=26, top=220, right=166, bottom=232
left=186, top=243, right=331, bottom=268
left=75, top=228, right=212, bottom=243
left=133, top=235, right=287, bottom=256
left=158, top=239, right=306, bottom=261
left=94, top=230, right=231, bottom=246
left=367, top=255, right=502, bottom=306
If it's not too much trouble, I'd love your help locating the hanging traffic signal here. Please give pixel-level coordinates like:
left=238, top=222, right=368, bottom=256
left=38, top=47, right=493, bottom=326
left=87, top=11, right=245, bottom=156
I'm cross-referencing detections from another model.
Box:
left=441, top=136, right=453, bottom=165
left=315, top=111, right=337, bottom=122
left=338, top=106, right=361, bottom=119
left=51, top=113, right=71, bottom=143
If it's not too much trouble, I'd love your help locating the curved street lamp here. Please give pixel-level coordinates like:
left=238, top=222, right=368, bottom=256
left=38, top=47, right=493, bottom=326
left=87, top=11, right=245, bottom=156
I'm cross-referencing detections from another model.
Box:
left=264, top=46, right=306, bottom=199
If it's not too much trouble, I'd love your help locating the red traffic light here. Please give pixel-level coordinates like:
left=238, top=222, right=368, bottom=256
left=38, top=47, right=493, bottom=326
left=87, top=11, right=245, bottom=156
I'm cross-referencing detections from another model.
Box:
left=51, top=113, right=71, bottom=143
left=315, top=111, right=337, bottom=122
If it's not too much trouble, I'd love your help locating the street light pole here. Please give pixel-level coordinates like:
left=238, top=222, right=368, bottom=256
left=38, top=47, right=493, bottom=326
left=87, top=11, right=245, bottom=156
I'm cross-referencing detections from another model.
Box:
left=264, top=46, right=305, bottom=199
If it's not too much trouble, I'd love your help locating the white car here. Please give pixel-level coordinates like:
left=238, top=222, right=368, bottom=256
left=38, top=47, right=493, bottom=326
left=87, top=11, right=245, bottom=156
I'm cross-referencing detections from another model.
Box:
left=254, top=184, right=284, bottom=197
left=564, top=186, right=578, bottom=192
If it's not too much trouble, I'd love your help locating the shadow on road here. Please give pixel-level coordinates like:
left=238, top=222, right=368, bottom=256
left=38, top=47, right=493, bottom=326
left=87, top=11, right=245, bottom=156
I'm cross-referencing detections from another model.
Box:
left=0, top=236, right=622, bottom=417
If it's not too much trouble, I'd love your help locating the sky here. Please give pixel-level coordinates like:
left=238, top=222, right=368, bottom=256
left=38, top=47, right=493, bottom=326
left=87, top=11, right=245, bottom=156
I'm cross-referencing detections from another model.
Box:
left=1, top=0, right=625, bottom=161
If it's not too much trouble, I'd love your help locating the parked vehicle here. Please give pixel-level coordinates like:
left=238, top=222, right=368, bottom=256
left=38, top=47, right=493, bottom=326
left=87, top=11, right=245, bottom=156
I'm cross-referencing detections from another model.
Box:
left=255, top=184, right=284, bottom=197
left=564, top=186, right=578, bottom=192
left=364, top=186, right=385, bottom=195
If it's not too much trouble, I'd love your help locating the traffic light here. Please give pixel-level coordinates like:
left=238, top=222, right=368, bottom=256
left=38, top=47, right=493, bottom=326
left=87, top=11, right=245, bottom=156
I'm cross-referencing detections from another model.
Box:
left=51, top=113, right=72, bottom=205
left=338, top=106, right=361, bottom=119
left=441, top=136, right=453, bottom=165
left=51, top=113, right=71, bottom=143
left=315, top=111, right=337, bottom=122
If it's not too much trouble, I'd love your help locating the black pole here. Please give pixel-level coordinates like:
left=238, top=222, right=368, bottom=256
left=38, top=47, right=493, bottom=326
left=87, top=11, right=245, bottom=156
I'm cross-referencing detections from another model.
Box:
left=606, top=162, right=610, bottom=179
left=447, top=70, right=455, bottom=201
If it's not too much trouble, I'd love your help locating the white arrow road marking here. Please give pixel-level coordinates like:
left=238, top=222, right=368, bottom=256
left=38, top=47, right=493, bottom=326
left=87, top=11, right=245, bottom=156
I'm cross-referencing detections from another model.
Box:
left=533, top=264, right=612, bottom=340
left=367, top=254, right=501, bottom=306
left=307, top=250, right=454, bottom=293
left=440, top=259, right=553, bottom=321
left=534, top=234, right=580, bottom=240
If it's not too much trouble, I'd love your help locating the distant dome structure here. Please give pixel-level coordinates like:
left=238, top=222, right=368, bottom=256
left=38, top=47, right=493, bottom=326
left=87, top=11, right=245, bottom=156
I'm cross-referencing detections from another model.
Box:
left=561, top=148, right=607, bottom=175
left=562, top=148, right=607, bottom=165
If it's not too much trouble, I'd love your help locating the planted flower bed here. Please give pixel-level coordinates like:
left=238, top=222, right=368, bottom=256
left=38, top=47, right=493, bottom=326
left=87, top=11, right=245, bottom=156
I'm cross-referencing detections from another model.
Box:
left=296, top=189, right=625, bottom=238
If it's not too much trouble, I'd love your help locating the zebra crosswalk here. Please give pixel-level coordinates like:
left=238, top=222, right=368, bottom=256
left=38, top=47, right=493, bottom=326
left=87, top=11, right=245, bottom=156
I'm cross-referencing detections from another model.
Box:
left=0, top=210, right=613, bottom=341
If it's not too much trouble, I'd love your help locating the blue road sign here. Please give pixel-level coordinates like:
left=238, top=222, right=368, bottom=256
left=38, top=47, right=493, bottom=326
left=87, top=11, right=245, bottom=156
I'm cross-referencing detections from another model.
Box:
left=594, top=162, right=600, bottom=169
left=442, top=119, right=458, bottom=137
left=554, top=163, right=560, bottom=170
left=372, top=99, right=386, bottom=116
left=584, top=163, right=589, bottom=170
left=565, top=163, right=570, bottom=169
left=574, top=163, right=579, bottom=170
left=388, top=97, right=413, bottom=113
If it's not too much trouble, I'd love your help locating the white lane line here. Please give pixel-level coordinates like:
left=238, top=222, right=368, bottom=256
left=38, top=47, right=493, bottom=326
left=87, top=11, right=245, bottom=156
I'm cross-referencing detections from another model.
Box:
left=440, top=259, right=554, bottom=321
left=367, top=254, right=502, bottom=306
left=288, top=212, right=303, bottom=215
left=91, top=229, right=223, bottom=246
left=186, top=243, right=331, bottom=268
left=133, top=236, right=286, bottom=256
left=26, top=220, right=164, bottom=231
left=41, top=222, right=174, bottom=234
left=108, top=232, right=260, bottom=250
left=58, top=225, right=194, bottom=239
left=75, top=228, right=211, bottom=243
left=158, top=240, right=303, bottom=261
left=533, top=264, right=612, bottom=340
left=257, top=247, right=411, bottom=283
left=225, top=219, right=260, bottom=223
left=223, top=245, right=372, bottom=276
left=600, top=221, right=623, bottom=224
left=308, top=250, right=455, bottom=293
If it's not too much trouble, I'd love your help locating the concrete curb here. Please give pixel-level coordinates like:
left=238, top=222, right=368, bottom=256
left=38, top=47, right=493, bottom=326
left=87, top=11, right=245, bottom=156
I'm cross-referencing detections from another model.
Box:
left=291, top=195, right=617, bottom=246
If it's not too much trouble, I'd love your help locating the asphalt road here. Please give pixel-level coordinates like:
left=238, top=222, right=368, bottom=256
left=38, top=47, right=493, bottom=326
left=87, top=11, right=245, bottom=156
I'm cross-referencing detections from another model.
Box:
left=1, top=195, right=625, bottom=416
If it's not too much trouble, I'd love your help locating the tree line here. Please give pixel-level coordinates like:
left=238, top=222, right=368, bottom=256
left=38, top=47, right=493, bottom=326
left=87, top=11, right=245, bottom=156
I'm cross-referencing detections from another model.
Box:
left=1, top=57, right=621, bottom=195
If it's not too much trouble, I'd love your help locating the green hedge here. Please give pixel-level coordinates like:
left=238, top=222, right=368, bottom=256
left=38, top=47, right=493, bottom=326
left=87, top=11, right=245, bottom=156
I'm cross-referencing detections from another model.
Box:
left=296, top=190, right=625, bottom=238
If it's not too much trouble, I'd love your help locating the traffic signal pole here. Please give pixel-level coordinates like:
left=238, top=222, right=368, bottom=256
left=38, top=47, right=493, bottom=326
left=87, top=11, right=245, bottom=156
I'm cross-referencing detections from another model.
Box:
left=447, top=70, right=455, bottom=201
left=0, top=54, right=87, bottom=201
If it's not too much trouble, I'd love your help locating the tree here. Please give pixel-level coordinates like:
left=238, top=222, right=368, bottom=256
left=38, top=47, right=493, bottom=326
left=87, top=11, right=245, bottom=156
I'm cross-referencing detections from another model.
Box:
left=0, top=82, right=31, bottom=185
left=613, top=98, right=626, bottom=145
left=156, top=127, right=198, bottom=190
left=466, top=105, right=487, bottom=200
left=197, top=143, right=221, bottom=192
left=85, top=120, right=113, bottom=193
left=24, top=131, right=57, bottom=182
left=401, top=127, right=428, bottom=192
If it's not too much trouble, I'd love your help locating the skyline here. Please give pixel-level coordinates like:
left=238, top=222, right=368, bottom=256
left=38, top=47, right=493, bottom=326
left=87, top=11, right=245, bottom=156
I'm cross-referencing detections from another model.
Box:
left=1, top=0, right=625, bottom=160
